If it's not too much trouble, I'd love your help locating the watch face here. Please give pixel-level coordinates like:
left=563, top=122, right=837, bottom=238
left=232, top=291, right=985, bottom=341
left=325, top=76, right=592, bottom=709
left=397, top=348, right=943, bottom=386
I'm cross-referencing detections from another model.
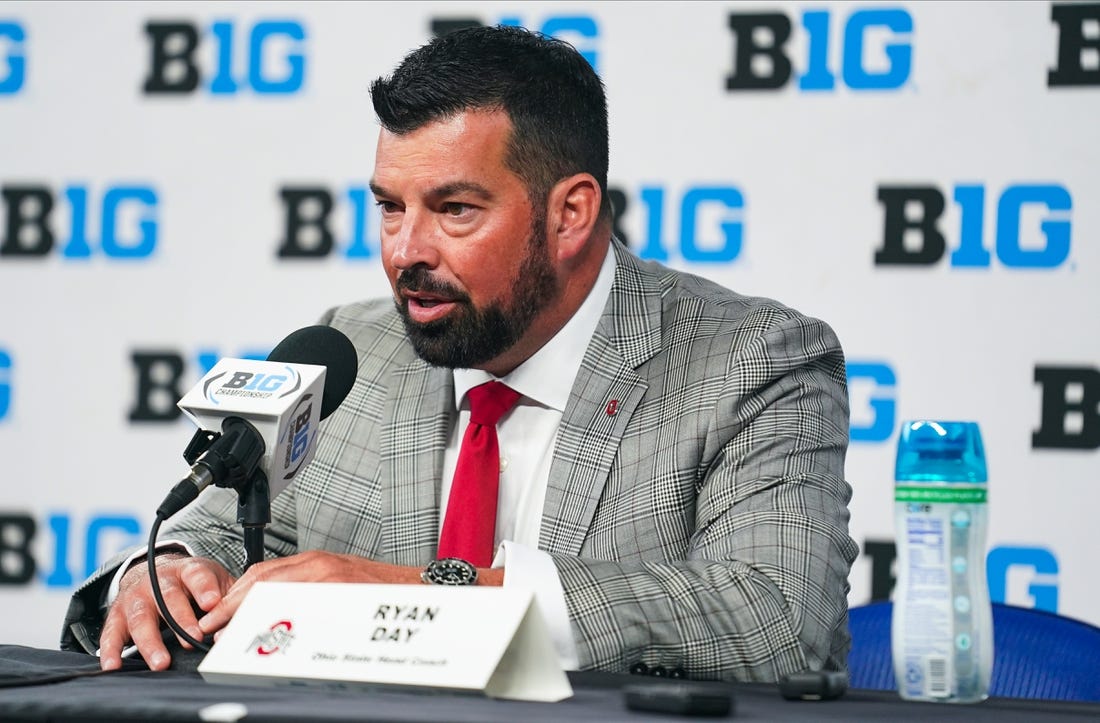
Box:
left=423, top=557, right=478, bottom=585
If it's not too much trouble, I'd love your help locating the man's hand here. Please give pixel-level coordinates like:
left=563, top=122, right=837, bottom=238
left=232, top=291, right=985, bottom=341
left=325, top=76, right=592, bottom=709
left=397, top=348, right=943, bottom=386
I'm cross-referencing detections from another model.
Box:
left=197, top=551, right=504, bottom=637
left=99, top=554, right=235, bottom=672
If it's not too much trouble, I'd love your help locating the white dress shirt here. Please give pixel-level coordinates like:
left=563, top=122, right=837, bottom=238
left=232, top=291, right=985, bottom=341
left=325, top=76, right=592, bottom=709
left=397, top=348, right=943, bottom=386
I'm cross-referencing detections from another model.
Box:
left=444, top=246, right=616, bottom=670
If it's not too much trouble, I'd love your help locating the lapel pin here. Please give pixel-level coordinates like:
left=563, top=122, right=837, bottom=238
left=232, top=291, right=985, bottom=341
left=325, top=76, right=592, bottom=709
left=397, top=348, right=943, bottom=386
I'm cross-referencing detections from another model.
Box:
left=606, top=399, right=619, bottom=416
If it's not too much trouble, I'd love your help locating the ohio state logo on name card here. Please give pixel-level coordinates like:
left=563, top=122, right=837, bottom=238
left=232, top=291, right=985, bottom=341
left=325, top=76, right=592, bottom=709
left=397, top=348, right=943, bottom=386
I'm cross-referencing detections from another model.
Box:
left=248, top=619, right=294, bottom=656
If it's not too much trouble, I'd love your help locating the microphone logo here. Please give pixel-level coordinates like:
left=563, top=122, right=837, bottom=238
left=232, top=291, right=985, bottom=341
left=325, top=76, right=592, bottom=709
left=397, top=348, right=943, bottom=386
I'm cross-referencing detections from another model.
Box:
left=280, top=395, right=316, bottom=480
left=203, top=365, right=301, bottom=405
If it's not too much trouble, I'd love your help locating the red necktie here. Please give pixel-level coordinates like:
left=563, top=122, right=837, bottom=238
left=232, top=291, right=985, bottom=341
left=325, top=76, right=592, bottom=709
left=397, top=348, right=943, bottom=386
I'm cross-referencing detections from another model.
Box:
left=437, top=381, right=522, bottom=567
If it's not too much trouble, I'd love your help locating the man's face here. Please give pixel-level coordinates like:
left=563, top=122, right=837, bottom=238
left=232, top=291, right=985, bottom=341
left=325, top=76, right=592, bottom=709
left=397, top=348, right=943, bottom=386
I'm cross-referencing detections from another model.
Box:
left=371, top=110, right=558, bottom=371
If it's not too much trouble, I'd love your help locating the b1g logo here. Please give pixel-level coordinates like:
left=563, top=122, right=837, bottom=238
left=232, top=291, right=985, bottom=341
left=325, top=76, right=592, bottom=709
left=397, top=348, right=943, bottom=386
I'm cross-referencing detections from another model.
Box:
left=846, top=361, right=896, bottom=443
left=0, top=184, right=159, bottom=259
left=283, top=398, right=313, bottom=471
left=142, top=19, right=306, bottom=95
left=1048, top=2, right=1100, bottom=87
left=206, top=368, right=293, bottom=404
left=0, top=347, right=11, bottom=421
left=0, top=20, right=25, bottom=95
left=219, top=370, right=289, bottom=393
left=0, top=511, right=142, bottom=587
left=430, top=14, right=599, bottom=72
left=726, top=7, right=912, bottom=91
left=129, top=347, right=269, bottom=423
left=1033, top=365, right=1100, bottom=450
left=874, top=183, right=1073, bottom=269
left=609, top=184, right=744, bottom=264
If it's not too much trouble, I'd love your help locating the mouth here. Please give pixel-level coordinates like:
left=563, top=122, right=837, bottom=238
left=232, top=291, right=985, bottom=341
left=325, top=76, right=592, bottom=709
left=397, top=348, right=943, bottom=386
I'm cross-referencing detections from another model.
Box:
left=401, top=291, right=461, bottom=324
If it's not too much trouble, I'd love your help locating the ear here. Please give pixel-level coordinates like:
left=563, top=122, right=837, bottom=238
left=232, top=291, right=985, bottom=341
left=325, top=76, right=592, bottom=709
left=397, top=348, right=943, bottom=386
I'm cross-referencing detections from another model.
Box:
left=546, top=173, right=602, bottom=263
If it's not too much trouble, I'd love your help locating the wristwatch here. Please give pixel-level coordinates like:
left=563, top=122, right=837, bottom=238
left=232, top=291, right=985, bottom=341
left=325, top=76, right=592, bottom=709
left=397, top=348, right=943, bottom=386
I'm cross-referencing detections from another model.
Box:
left=421, top=557, right=478, bottom=586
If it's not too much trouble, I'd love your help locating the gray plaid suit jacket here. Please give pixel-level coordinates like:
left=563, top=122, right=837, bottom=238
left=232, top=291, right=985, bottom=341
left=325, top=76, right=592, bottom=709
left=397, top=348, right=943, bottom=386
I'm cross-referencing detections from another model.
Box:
left=63, top=240, right=857, bottom=682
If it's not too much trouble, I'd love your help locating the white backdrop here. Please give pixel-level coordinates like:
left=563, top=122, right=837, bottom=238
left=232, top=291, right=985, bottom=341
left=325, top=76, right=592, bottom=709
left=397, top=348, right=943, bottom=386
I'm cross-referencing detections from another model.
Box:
left=1, top=0, right=1097, bottom=648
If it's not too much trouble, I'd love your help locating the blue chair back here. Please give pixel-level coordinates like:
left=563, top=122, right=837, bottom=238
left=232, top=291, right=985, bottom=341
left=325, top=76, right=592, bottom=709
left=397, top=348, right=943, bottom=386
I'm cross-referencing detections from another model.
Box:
left=847, top=601, right=1100, bottom=701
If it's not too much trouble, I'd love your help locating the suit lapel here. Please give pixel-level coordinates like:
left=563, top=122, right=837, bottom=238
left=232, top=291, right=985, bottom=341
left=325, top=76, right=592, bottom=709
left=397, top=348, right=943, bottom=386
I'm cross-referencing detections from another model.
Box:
left=379, top=359, right=454, bottom=565
left=539, top=242, right=664, bottom=556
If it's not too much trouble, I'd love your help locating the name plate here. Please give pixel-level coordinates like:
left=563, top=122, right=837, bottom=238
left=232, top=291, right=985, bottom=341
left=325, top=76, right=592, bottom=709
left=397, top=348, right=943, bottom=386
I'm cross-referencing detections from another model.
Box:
left=198, top=581, right=573, bottom=702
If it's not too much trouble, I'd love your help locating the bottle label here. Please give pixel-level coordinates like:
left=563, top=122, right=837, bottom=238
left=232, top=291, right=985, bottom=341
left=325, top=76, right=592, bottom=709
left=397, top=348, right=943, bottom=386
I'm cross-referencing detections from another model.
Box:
left=893, top=497, right=991, bottom=702
left=895, top=487, right=987, bottom=504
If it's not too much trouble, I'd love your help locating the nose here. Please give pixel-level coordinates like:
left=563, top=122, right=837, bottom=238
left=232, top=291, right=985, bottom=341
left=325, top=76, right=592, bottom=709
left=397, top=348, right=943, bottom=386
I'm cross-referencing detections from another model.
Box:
left=386, top=209, right=440, bottom=271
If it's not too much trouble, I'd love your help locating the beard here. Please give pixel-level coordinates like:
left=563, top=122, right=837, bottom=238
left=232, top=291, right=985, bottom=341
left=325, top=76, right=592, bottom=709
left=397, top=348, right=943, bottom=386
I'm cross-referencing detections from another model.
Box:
left=393, top=218, right=558, bottom=369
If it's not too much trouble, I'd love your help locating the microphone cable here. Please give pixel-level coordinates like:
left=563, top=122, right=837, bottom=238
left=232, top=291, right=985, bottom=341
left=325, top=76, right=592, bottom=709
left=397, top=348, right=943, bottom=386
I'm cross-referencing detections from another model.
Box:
left=147, top=512, right=210, bottom=652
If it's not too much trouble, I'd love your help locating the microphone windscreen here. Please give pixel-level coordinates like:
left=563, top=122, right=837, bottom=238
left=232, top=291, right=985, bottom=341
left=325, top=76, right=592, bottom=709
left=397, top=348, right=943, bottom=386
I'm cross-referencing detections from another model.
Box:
left=267, top=326, right=358, bottom=419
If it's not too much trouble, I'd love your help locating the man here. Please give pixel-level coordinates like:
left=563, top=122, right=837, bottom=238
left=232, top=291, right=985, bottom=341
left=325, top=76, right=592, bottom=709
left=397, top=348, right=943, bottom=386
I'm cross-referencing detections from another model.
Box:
left=63, top=25, right=857, bottom=682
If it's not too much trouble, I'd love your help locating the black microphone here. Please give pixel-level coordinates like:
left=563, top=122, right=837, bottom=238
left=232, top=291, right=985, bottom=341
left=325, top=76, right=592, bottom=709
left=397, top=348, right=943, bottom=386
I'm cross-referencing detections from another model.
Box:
left=266, top=325, right=358, bottom=421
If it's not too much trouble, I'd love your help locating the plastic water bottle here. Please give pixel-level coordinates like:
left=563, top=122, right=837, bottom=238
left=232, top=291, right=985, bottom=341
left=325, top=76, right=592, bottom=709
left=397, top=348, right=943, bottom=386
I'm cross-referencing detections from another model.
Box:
left=891, top=420, right=993, bottom=703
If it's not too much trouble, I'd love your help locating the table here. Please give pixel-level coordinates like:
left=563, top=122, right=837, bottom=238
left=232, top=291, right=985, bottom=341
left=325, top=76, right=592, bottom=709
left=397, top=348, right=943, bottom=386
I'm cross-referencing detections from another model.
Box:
left=1, top=645, right=1097, bottom=721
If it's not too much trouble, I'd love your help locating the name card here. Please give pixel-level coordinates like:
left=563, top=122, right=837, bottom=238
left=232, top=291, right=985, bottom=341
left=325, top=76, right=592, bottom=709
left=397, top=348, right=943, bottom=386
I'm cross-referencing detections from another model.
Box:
left=198, top=581, right=573, bottom=702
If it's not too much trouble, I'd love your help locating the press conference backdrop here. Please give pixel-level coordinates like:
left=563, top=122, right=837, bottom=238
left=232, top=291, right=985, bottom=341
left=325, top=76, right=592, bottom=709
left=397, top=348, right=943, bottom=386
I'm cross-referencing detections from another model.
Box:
left=1, top=1, right=1096, bottom=649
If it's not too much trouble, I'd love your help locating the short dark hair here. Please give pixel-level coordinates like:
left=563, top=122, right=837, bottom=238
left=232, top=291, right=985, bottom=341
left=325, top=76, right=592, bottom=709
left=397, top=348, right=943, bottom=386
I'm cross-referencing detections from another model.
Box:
left=370, top=25, right=611, bottom=219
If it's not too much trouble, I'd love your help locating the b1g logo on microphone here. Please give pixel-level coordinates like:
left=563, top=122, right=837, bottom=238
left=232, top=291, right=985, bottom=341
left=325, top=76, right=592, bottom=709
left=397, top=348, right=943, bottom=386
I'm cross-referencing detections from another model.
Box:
left=0, top=183, right=159, bottom=260
left=430, top=14, right=599, bottom=72
left=873, top=183, right=1073, bottom=269
left=129, top=347, right=270, bottom=423
left=142, top=19, right=306, bottom=96
left=207, top=367, right=297, bottom=404
left=1033, top=365, right=1100, bottom=450
left=0, top=20, right=26, bottom=95
left=281, top=397, right=314, bottom=475
left=846, top=361, right=896, bottom=443
left=726, top=7, right=913, bottom=92
left=1048, top=2, right=1100, bottom=87
left=609, top=184, right=745, bottom=264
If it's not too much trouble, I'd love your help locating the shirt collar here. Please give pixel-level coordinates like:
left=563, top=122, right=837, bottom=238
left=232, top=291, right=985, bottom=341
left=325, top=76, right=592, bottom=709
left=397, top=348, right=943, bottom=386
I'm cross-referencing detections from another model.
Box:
left=453, top=245, right=616, bottom=412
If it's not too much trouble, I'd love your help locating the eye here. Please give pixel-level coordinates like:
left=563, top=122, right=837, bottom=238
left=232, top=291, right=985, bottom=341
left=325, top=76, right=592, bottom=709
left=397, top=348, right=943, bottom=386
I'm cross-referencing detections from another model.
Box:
left=441, top=202, right=473, bottom=217
left=375, top=200, right=401, bottom=214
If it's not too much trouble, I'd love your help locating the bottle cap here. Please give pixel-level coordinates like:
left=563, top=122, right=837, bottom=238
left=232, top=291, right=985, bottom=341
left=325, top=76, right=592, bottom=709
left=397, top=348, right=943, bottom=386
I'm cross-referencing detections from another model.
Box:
left=895, top=420, right=987, bottom=483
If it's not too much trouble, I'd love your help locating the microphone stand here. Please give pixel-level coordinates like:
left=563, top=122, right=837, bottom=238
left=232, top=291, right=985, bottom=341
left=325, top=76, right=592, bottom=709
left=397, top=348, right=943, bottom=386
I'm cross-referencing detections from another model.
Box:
left=174, top=417, right=271, bottom=568
left=149, top=419, right=270, bottom=651
left=237, top=467, right=270, bottom=571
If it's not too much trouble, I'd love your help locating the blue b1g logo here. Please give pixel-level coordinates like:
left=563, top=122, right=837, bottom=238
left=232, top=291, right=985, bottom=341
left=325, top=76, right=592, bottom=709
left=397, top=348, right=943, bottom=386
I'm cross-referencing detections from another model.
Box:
left=726, top=7, right=913, bottom=91
left=0, top=184, right=159, bottom=259
left=143, top=19, right=306, bottom=95
left=846, top=361, right=896, bottom=443
left=875, top=183, right=1073, bottom=269
left=0, top=20, right=25, bottom=94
